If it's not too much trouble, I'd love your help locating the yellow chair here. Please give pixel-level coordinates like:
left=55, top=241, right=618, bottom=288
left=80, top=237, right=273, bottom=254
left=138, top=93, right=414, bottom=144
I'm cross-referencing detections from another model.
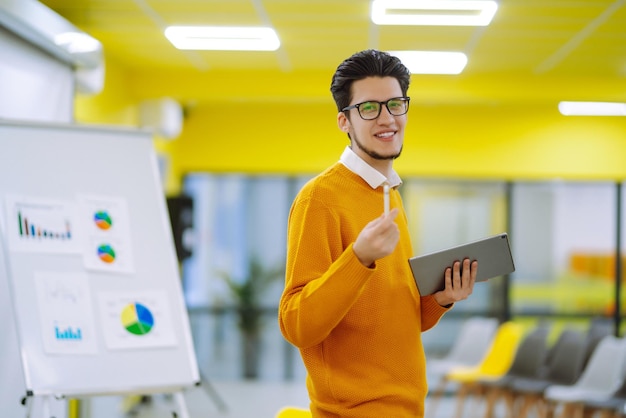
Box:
left=275, top=406, right=312, bottom=418
left=427, top=321, right=525, bottom=418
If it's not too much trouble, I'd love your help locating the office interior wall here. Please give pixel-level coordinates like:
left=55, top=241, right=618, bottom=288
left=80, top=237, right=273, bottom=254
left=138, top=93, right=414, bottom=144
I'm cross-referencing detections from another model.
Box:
left=73, top=54, right=137, bottom=127
left=72, top=58, right=626, bottom=190
left=58, top=21, right=626, bottom=389
left=164, top=100, right=626, bottom=182
left=0, top=24, right=72, bottom=418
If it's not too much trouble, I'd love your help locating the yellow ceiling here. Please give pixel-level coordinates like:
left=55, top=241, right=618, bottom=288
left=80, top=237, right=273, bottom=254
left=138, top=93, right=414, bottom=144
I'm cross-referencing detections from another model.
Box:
left=39, top=0, right=626, bottom=105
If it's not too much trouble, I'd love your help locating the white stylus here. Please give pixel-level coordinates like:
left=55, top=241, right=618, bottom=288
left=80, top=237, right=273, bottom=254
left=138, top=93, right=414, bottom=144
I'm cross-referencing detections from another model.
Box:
left=383, top=184, right=390, bottom=215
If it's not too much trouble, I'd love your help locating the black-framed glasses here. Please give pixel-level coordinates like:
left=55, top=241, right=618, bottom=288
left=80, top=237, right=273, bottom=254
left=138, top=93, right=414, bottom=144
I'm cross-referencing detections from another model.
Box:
left=342, top=97, right=410, bottom=120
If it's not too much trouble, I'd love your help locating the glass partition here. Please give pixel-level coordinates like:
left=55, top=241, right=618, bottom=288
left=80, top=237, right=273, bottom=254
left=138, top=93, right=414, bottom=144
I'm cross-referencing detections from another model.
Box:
left=182, top=173, right=311, bottom=381
left=509, top=182, right=616, bottom=320
left=179, top=174, right=623, bottom=382
left=403, top=180, right=508, bottom=355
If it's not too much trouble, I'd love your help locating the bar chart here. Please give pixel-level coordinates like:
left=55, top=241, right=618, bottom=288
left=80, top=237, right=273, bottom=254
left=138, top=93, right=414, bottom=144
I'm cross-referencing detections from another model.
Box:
left=54, top=325, right=83, bottom=341
left=17, top=209, right=72, bottom=240
left=5, top=196, right=80, bottom=254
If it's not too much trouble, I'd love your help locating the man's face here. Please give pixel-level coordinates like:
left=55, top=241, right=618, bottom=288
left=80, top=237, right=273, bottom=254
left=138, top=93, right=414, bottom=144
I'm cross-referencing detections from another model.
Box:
left=337, top=76, right=407, bottom=168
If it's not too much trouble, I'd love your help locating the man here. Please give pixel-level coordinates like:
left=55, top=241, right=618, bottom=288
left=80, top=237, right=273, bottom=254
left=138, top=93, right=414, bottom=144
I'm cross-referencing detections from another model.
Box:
left=279, top=49, right=477, bottom=418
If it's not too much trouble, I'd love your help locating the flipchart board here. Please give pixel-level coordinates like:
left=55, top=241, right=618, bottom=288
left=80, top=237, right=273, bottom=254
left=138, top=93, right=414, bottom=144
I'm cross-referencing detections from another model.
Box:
left=0, top=120, right=200, bottom=399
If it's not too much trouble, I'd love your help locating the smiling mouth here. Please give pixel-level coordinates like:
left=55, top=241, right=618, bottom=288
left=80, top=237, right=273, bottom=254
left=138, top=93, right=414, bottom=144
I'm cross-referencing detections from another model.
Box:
left=375, top=131, right=395, bottom=139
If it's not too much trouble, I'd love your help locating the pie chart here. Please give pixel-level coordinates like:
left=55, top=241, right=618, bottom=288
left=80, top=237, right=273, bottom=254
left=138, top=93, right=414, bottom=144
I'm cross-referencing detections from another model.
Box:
left=94, top=211, right=113, bottom=230
left=97, top=244, right=116, bottom=263
left=121, top=302, right=154, bottom=335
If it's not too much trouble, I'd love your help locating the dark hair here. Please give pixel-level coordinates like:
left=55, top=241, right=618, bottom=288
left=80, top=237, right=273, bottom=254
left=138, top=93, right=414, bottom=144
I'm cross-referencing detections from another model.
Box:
left=330, top=49, right=411, bottom=112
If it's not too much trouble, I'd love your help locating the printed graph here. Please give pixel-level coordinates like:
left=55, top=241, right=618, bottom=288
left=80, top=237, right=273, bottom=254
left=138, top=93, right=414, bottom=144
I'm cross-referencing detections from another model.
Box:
left=121, top=303, right=154, bottom=336
left=80, top=195, right=134, bottom=274
left=17, top=210, right=72, bottom=240
left=35, top=272, right=98, bottom=355
left=97, top=244, right=116, bottom=263
left=54, top=324, right=83, bottom=341
left=94, top=210, right=113, bottom=230
left=5, top=196, right=81, bottom=254
left=99, top=291, right=178, bottom=350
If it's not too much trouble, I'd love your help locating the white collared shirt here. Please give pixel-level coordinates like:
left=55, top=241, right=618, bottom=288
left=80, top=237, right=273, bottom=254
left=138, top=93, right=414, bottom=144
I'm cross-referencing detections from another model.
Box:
left=339, top=146, right=402, bottom=189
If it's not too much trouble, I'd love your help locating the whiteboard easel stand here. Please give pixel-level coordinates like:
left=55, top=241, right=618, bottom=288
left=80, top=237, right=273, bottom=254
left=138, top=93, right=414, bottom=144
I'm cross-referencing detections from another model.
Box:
left=22, top=389, right=194, bottom=418
left=120, top=381, right=227, bottom=417
left=19, top=375, right=228, bottom=417
left=5, top=231, right=198, bottom=418
left=1, top=221, right=61, bottom=418
left=21, top=392, right=32, bottom=418
left=172, top=391, right=190, bottom=418
left=198, top=371, right=229, bottom=413
left=41, top=395, right=50, bottom=418
left=0, top=122, right=208, bottom=418
left=22, top=392, right=63, bottom=418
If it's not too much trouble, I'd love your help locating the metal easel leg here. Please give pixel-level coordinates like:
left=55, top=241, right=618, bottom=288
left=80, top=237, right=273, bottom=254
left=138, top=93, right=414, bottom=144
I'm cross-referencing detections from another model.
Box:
left=172, top=391, right=190, bottom=418
left=199, top=370, right=228, bottom=413
left=22, top=394, right=33, bottom=418
left=42, top=395, right=52, bottom=418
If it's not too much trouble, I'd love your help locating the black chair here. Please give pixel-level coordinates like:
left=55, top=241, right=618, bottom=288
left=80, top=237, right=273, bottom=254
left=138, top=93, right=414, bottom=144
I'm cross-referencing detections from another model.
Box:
left=480, top=322, right=551, bottom=418
left=582, top=317, right=613, bottom=368
left=506, top=328, right=588, bottom=418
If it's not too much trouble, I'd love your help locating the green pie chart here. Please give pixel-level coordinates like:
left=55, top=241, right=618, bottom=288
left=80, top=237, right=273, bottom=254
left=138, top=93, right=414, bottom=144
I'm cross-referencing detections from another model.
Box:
left=121, top=303, right=154, bottom=335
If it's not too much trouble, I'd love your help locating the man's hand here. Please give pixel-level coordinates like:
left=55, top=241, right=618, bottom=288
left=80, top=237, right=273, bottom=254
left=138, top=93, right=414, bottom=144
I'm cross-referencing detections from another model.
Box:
left=353, top=208, right=400, bottom=267
left=433, top=258, right=478, bottom=307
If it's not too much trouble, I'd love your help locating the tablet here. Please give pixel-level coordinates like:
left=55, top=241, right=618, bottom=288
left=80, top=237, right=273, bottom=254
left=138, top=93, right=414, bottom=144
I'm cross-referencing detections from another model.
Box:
left=408, top=233, right=515, bottom=296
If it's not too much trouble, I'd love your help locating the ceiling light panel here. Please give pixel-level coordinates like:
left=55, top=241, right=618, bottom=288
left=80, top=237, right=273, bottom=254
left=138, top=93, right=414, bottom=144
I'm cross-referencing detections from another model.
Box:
left=389, top=51, right=468, bottom=74
left=164, top=26, right=280, bottom=51
left=558, top=101, right=626, bottom=116
left=371, top=0, right=498, bottom=26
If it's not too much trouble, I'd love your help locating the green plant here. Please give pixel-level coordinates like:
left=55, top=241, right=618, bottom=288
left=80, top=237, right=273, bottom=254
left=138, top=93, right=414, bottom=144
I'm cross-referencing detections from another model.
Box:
left=218, top=257, right=285, bottom=334
left=217, top=256, right=285, bottom=379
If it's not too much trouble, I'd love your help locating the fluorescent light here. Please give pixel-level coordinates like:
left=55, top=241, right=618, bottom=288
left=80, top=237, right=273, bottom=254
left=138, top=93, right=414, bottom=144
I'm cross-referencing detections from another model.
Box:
left=371, top=0, right=498, bottom=26
left=558, top=101, right=626, bottom=116
left=164, top=26, right=280, bottom=51
left=389, top=51, right=468, bottom=74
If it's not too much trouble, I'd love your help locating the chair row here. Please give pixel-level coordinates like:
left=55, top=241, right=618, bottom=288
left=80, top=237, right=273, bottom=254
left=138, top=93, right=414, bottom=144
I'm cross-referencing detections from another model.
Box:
left=427, top=316, right=625, bottom=418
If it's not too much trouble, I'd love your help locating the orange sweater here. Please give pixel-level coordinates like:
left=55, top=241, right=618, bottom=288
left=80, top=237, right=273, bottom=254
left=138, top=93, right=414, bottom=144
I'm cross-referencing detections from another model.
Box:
left=279, top=163, right=449, bottom=418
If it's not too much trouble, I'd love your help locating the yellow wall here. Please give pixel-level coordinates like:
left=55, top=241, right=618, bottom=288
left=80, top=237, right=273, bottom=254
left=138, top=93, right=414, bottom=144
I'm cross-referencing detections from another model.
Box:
left=75, top=55, right=137, bottom=127
left=75, top=59, right=626, bottom=195
left=173, top=101, right=626, bottom=180
left=74, top=54, right=181, bottom=193
left=400, top=103, right=626, bottom=180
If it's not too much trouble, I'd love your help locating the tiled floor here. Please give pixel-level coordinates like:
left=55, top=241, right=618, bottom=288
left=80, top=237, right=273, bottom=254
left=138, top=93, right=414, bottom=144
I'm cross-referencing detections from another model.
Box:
left=80, top=314, right=482, bottom=417
left=86, top=381, right=297, bottom=418
left=82, top=316, right=476, bottom=418
left=87, top=380, right=462, bottom=418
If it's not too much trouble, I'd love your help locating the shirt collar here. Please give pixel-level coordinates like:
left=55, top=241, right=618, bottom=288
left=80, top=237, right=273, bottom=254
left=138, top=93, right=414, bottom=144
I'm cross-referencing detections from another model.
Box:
left=339, top=146, right=402, bottom=189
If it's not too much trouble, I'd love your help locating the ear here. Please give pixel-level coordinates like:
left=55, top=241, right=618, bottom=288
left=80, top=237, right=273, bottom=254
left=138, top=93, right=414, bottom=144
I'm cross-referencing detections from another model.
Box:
left=337, top=112, right=351, bottom=133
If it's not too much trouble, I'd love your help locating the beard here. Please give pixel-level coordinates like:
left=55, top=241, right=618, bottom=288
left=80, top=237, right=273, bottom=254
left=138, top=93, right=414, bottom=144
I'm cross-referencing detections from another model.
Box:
left=352, top=134, right=402, bottom=160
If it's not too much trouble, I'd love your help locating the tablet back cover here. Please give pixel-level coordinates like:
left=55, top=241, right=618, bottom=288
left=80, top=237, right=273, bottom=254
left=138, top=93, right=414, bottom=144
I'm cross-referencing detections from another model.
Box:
left=408, top=233, right=515, bottom=296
